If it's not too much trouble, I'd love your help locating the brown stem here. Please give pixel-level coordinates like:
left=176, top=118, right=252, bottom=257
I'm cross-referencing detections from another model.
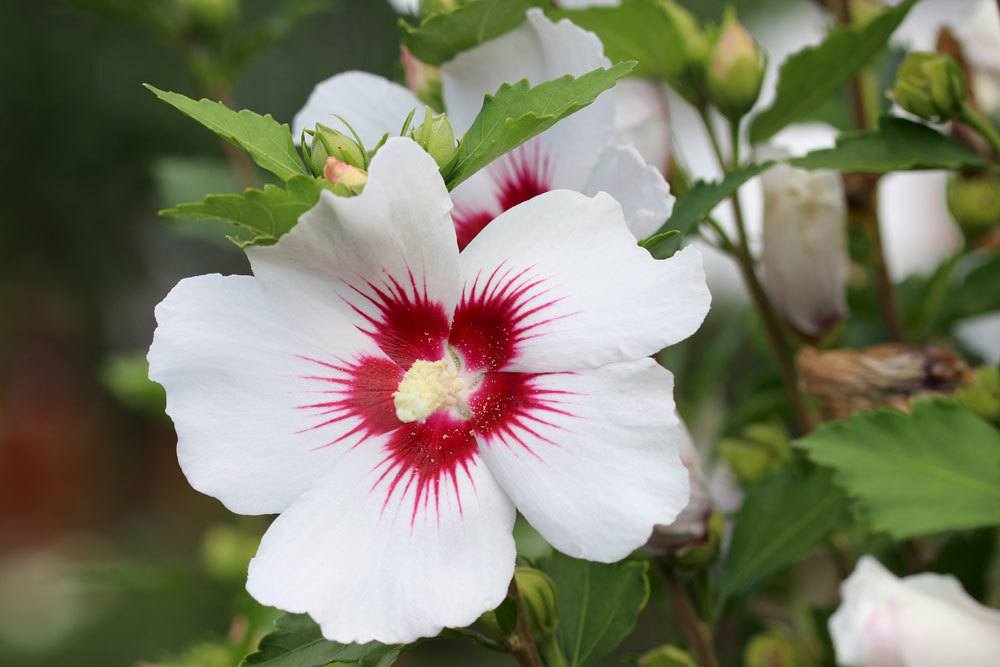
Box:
left=660, top=563, right=718, bottom=667
left=506, top=578, right=544, bottom=667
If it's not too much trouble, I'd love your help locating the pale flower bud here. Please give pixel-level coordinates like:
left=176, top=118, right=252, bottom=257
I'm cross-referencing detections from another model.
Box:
left=830, top=556, right=1000, bottom=667
left=661, top=1, right=712, bottom=106
left=513, top=566, right=557, bottom=641
left=759, top=158, right=848, bottom=338
left=402, top=47, right=443, bottom=110
left=946, top=172, right=1000, bottom=239
left=323, top=158, right=368, bottom=193
left=409, top=108, right=457, bottom=168
left=707, top=9, right=765, bottom=121
left=892, top=52, right=967, bottom=122
left=309, top=124, right=366, bottom=175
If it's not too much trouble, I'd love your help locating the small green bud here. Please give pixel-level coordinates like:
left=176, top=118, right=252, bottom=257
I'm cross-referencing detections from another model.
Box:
left=671, top=509, right=724, bottom=572
left=661, top=1, right=712, bottom=106
left=309, top=124, right=366, bottom=175
left=514, top=566, right=558, bottom=641
left=409, top=108, right=457, bottom=168
left=323, top=158, right=368, bottom=194
left=402, top=47, right=444, bottom=110
left=744, top=632, right=808, bottom=667
left=892, top=52, right=967, bottom=122
left=638, top=644, right=698, bottom=667
left=177, top=0, right=239, bottom=37
left=718, top=421, right=792, bottom=486
left=419, top=0, right=461, bottom=16
left=707, top=8, right=765, bottom=120
left=946, top=172, right=1000, bottom=239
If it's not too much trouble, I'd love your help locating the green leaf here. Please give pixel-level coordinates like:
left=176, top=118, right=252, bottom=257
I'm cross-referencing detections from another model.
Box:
left=749, top=0, right=918, bottom=144
left=538, top=552, right=650, bottom=667
left=161, top=174, right=324, bottom=246
left=441, top=62, right=635, bottom=189
left=796, top=400, right=1000, bottom=539
left=145, top=84, right=307, bottom=181
left=400, top=0, right=546, bottom=66
left=720, top=468, right=848, bottom=597
left=241, top=614, right=403, bottom=667
left=788, top=117, right=989, bottom=173
left=547, top=0, right=685, bottom=81
left=642, top=162, right=773, bottom=255
left=943, top=252, right=1000, bottom=324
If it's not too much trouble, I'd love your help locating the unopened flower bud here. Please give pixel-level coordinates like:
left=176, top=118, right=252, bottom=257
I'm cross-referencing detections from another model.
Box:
left=719, top=421, right=792, bottom=487
left=323, top=158, right=368, bottom=193
left=760, top=159, right=848, bottom=338
left=409, top=108, right=457, bottom=168
left=671, top=510, right=724, bottom=572
left=638, top=645, right=698, bottom=667
left=402, top=47, right=443, bottom=110
left=309, top=124, right=366, bottom=175
left=946, top=172, right=1000, bottom=239
left=707, top=9, right=765, bottom=120
left=177, top=0, right=239, bottom=37
left=744, top=632, right=804, bottom=667
left=200, top=523, right=257, bottom=582
left=892, top=52, right=967, bottom=122
left=661, top=1, right=712, bottom=106
left=514, top=566, right=557, bottom=641
left=797, top=344, right=974, bottom=421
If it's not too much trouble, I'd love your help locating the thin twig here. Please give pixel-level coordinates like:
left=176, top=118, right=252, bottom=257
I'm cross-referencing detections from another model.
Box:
left=660, top=562, right=719, bottom=667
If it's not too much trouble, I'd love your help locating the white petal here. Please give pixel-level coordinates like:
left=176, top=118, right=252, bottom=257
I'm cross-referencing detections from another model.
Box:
left=247, top=138, right=461, bottom=368
left=477, top=359, right=689, bottom=562
left=386, top=0, right=419, bottom=14
left=878, top=171, right=962, bottom=280
left=293, top=72, right=423, bottom=147
left=247, top=434, right=516, bottom=644
left=458, top=189, right=710, bottom=372
left=441, top=9, right=613, bottom=189
left=613, top=78, right=672, bottom=173
left=583, top=143, right=674, bottom=239
left=148, top=274, right=383, bottom=515
left=830, top=555, right=1000, bottom=667
left=955, top=312, right=1000, bottom=364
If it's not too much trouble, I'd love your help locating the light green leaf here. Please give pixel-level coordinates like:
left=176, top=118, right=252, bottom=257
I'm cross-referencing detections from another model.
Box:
left=538, top=551, right=650, bottom=667
left=547, top=0, right=685, bottom=81
left=400, top=0, right=546, bottom=66
left=642, top=162, right=773, bottom=256
left=720, top=468, right=848, bottom=597
left=796, top=400, right=1000, bottom=539
left=442, top=62, right=636, bottom=189
left=145, top=84, right=307, bottom=181
left=241, top=614, right=403, bottom=667
left=788, top=117, right=989, bottom=173
left=161, top=174, right=324, bottom=246
left=749, top=0, right=918, bottom=144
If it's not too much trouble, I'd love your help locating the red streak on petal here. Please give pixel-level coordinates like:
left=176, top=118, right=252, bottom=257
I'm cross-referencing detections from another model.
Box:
left=450, top=263, right=570, bottom=370
left=471, top=372, right=577, bottom=458
left=371, top=412, right=478, bottom=526
left=345, top=270, right=450, bottom=368
left=451, top=142, right=553, bottom=250
left=296, top=355, right=402, bottom=449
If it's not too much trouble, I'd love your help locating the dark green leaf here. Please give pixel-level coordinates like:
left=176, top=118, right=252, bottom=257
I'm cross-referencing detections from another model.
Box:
left=642, top=162, right=773, bottom=254
left=145, top=84, right=307, bottom=181
left=241, top=614, right=403, bottom=667
left=721, top=468, right=848, bottom=596
left=547, top=0, right=685, bottom=81
left=160, top=174, right=324, bottom=246
left=788, top=117, right=989, bottom=173
left=538, top=552, right=649, bottom=667
left=796, top=400, right=1000, bottom=539
left=942, top=252, right=1000, bottom=323
left=442, top=62, right=635, bottom=189
left=749, top=0, right=918, bottom=144
left=400, top=0, right=545, bottom=66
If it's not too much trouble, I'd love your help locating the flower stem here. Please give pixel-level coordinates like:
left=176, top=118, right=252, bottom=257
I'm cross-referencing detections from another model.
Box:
left=660, top=563, right=718, bottom=667
left=506, top=577, right=544, bottom=667
left=961, top=102, right=1000, bottom=158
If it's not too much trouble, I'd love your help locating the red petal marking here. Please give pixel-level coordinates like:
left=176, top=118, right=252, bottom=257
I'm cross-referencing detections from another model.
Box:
left=297, top=355, right=402, bottom=449
left=470, top=371, right=577, bottom=458
left=344, top=270, right=450, bottom=368
left=372, top=412, right=479, bottom=526
left=450, top=263, right=570, bottom=371
left=452, top=141, right=553, bottom=251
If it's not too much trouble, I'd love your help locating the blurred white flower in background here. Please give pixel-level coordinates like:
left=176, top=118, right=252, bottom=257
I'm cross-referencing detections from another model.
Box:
left=830, top=555, right=1000, bottom=667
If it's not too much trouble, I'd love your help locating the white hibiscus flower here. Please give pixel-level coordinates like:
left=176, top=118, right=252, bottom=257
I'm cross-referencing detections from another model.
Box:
left=148, top=138, right=710, bottom=643
left=294, top=9, right=672, bottom=250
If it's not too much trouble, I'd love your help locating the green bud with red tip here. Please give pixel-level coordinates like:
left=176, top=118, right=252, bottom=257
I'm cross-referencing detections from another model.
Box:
left=707, top=7, right=765, bottom=121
